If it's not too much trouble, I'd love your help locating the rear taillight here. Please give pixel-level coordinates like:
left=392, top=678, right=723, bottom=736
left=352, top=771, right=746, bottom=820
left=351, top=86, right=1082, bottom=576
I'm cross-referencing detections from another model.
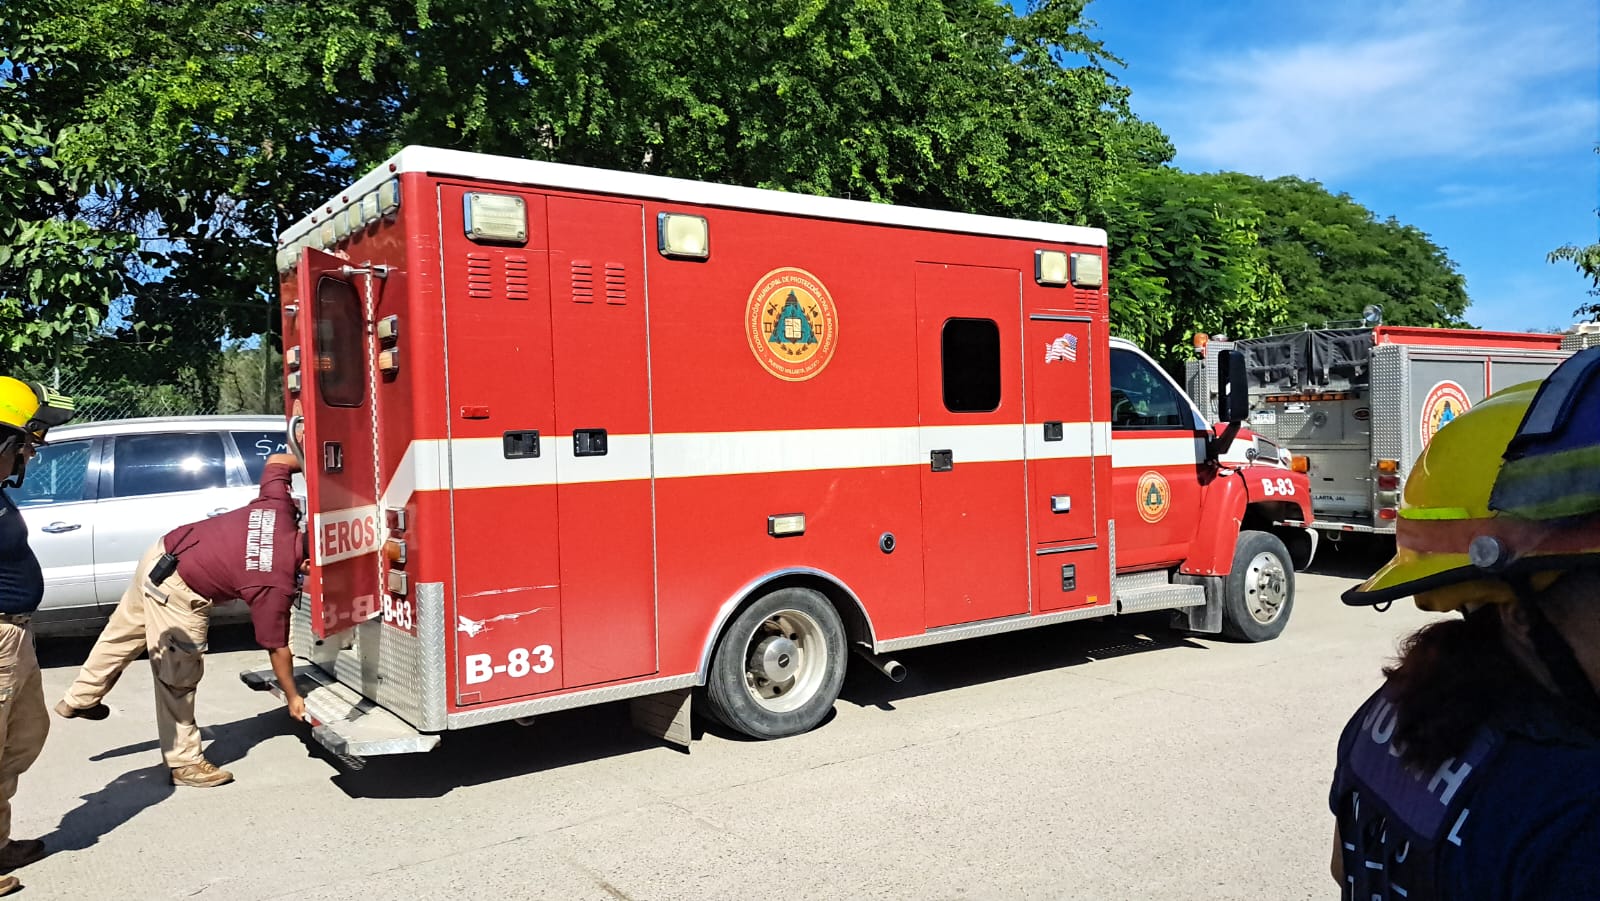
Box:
left=1377, top=474, right=1399, bottom=490
left=384, top=506, right=409, bottom=599
left=1378, top=508, right=1398, bottom=521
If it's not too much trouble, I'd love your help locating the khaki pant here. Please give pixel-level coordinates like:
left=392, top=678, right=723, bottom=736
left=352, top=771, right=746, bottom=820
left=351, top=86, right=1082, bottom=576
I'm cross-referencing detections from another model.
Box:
left=0, top=621, right=46, bottom=850
left=62, top=543, right=212, bottom=768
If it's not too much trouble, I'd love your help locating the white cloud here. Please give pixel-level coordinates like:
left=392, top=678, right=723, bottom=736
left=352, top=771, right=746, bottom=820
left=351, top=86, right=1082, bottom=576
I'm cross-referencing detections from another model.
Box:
left=1159, top=0, right=1600, bottom=178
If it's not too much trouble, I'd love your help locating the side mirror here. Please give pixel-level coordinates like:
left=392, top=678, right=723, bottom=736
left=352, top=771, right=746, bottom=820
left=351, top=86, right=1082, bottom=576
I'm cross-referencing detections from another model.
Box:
left=1216, top=350, right=1249, bottom=424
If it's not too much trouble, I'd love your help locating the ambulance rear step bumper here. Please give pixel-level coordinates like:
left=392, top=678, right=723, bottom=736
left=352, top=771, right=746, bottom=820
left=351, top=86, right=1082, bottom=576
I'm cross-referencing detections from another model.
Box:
left=240, top=663, right=440, bottom=763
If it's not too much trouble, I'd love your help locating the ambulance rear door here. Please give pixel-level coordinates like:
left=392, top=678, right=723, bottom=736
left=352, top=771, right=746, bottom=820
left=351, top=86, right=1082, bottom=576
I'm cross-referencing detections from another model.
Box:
left=292, top=247, right=386, bottom=638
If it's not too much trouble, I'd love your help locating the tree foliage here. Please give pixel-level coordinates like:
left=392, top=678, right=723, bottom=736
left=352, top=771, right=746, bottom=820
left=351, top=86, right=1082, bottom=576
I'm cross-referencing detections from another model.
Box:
left=1, top=0, right=1475, bottom=388
left=1104, top=168, right=1286, bottom=360
left=1213, top=174, right=1470, bottom=330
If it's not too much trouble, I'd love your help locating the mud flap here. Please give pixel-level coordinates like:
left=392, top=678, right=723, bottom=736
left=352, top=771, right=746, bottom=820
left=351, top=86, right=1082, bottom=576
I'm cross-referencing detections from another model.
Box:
left=629, top=688, right=692, bottom=751
left=1173, top=573, right=1225, bottom=634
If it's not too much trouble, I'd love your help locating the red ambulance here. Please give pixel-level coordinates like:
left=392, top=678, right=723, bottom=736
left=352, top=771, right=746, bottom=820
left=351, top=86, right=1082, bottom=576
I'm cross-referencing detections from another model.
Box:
left=250, top=147, right=1313, bottom=761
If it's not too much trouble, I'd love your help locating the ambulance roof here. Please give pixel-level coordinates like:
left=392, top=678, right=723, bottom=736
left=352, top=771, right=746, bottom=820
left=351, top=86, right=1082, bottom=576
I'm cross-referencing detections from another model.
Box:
left=278, top=145, right=1107, bottom=249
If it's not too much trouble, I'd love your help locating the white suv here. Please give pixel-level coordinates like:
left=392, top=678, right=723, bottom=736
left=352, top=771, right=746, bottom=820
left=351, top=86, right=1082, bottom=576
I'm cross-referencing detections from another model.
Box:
left=8, top=415, right=289, bottom=635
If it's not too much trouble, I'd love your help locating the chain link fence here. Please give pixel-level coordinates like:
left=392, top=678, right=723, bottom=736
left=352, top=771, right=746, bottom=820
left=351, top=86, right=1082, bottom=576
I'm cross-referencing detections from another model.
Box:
left=42, top=337, right=283, bottom=423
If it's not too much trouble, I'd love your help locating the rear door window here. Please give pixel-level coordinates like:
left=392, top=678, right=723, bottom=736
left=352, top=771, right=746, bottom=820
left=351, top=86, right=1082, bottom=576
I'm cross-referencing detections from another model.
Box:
left=230, top=430, right=288, bottom=483
left=10, top=438, right=94, bottom=507
left=315, top=276, right=366, bottom=407
left=110, top=432, right=228, bottom=498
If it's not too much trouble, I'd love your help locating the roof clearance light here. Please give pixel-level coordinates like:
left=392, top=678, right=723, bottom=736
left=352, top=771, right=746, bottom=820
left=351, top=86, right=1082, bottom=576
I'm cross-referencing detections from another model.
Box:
left=333, top=207, right=352, bottom=242
left=658, top=212, right=710, bottom=260
left=378, top=178, right=401, bottom=218
left=464, top=192, right=528, bottom=244
left=318, top=220, right=336, bottom=248
left=1034, top=250, right=1069, bottom=287
left=276, top=247, right=293, bottom=273
left=1070, top=252, right=1104, bottom=288
left=361, top=192, right=380, bottom=226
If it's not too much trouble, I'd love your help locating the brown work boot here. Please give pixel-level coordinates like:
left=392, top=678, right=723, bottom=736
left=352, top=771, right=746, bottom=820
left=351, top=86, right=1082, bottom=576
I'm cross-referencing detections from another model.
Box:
left=53, top=699, right=110, bottom=720
left=0, top=874, right=17, bottom=895
left=0, top=838, right=45, bottom=871
left=170, top=760, right=234, bottom=788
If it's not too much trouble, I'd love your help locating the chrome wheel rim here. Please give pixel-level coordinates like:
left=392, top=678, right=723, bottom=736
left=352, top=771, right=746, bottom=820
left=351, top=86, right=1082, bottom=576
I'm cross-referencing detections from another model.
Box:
left=1245, top=551, right=1288, bottom=624
left=743, top=609, right=827, bottom=713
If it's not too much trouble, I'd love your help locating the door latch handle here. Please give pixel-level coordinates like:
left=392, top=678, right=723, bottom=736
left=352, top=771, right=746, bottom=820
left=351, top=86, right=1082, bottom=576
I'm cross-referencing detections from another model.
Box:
left=930, top=449, right=953, bottom=472
left=206, top=507, right=230, bottom=518
left=41, top=522, right=81, bottom=534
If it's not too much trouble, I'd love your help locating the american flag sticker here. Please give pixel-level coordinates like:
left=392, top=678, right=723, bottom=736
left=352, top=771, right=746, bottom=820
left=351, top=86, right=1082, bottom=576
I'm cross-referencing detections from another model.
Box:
left=1045, top=333, right=1079, bottom=364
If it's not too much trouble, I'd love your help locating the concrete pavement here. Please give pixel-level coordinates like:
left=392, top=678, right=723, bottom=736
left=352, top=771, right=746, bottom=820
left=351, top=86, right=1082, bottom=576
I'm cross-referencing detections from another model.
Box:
left=14, top=545, right=1433, bottom=900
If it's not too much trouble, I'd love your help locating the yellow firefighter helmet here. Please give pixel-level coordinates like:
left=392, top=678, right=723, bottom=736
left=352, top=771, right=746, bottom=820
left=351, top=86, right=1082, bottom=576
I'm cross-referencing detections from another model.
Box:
left=1343, top=347, right=1600, bottom=611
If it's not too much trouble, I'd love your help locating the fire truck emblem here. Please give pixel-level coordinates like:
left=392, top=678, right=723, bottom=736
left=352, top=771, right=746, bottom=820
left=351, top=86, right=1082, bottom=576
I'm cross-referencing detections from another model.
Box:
left=746, top=267, right=839, bottom=381
left=1136, top=470, right=1171, bottom=523
left=1421, top=380, right=1471, bottom=448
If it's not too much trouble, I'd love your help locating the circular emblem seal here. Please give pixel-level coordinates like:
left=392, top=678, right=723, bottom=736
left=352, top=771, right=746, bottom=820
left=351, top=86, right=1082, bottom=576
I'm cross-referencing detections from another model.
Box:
left=1136, top=470, right=1172, bottom=524
left=1421, top=380, right=1471, bottom=447
left=746, top=267, right=839, bottom=382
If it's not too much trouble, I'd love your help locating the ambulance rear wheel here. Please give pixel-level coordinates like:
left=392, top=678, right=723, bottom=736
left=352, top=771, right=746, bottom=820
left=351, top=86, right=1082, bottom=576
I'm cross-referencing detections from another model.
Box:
left=1221, top=530, right=1294, bottom=642
left=705, top=587, right=846, bottom=740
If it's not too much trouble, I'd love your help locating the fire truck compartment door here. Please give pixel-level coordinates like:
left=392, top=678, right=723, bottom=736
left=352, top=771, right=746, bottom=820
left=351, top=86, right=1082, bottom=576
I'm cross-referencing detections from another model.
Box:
left=295, top=247, right=385, bottom=639
left=914, top=263, right=1030, bottom=628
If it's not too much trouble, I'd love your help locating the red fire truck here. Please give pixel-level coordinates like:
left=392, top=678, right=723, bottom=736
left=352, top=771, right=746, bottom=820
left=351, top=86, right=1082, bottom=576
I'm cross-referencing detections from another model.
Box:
left=1188, top=325, right=1569, bottom=539
left=246, top=147, right=1313, bottom=763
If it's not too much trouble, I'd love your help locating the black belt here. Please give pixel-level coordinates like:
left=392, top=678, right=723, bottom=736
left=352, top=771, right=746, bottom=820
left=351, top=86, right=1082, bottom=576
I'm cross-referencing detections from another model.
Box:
left=0, top=613, right=33, bottom=626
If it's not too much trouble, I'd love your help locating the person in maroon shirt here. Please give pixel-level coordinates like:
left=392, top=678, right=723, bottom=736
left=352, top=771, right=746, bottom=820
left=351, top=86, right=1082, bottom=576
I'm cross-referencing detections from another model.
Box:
left=55, top=454, right=308, bottom=787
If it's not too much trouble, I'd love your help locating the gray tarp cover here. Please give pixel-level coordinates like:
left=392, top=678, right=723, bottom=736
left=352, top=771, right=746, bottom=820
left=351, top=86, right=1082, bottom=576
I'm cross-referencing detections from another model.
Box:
left=1234, top=328, right=1374, bottom=390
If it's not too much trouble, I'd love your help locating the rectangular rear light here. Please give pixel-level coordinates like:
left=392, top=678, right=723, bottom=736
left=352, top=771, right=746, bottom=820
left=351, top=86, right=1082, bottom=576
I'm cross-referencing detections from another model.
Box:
left=386, top=570, right=409, bottom=596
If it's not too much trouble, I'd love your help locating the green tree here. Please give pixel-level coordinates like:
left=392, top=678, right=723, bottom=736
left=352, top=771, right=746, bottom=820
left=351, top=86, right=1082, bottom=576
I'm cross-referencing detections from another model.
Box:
left=0, top=109, right=134, bottom=369
left=1212, top=174, right=1469, bottom=329
left=1103, top=168, right=1286, bottom=361
left=1547, top=145, right=1599, bottom=319
left=3, top=0, right=1168, bottom=335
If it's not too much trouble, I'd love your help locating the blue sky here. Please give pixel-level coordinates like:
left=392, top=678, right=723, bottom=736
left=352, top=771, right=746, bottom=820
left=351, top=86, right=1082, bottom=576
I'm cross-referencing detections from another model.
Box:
left=1082, top=0, right=1600, bottom=332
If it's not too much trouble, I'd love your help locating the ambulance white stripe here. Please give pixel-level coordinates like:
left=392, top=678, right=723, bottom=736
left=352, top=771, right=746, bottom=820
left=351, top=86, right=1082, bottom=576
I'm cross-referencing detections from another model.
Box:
left=1108, top=436, right=1207, bottom=470
left=1024, top=422, right=1104, bottom=460
left=368, top=423, right=1126, bottom=507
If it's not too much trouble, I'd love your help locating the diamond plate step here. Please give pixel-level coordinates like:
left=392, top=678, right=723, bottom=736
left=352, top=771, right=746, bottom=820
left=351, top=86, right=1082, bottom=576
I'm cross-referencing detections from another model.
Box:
left=1116, top=582, right=1206, bottom=614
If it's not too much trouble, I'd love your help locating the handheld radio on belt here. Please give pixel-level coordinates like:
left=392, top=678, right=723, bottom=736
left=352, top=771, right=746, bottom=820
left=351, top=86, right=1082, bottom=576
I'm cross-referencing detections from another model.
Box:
left=150, top=525, right=203, bottom=588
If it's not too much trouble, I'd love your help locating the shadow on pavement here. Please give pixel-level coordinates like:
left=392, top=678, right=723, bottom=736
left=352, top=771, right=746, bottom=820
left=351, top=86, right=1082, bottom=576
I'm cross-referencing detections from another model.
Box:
left=42, top=706, right=293, bottom=854
left=326, top=705, right=662, bottom=800
left=1306, top=534, right=1395, bottom=581
left=39, top=765, right=173, bottom=855
left=327, top=611, right=1203, bottom=798
left=839, top=611, right=1204, bottom=714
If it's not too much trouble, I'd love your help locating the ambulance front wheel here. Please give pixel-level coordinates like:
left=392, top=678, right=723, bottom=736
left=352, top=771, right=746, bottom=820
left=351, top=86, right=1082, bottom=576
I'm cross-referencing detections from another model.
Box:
left=1220, top=530, right=1294, bottom=642
left=704, top=587, right=847, bottom=740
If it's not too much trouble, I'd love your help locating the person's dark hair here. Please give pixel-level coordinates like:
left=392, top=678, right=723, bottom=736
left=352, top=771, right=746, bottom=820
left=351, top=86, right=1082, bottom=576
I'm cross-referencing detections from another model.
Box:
left=1382, top=606, right=1533, bottom=772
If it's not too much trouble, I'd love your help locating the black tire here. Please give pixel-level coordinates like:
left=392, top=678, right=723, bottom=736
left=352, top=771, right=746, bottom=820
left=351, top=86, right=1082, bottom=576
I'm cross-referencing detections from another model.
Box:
left=1221, top=530, right=1294, bottom=642
left=704, top=587, right=847, bottom=740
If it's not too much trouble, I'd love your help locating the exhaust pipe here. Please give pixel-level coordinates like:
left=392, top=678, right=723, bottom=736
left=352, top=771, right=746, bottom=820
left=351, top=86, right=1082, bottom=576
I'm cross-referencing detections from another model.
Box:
left=853, top=644, right=906, bottom=683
